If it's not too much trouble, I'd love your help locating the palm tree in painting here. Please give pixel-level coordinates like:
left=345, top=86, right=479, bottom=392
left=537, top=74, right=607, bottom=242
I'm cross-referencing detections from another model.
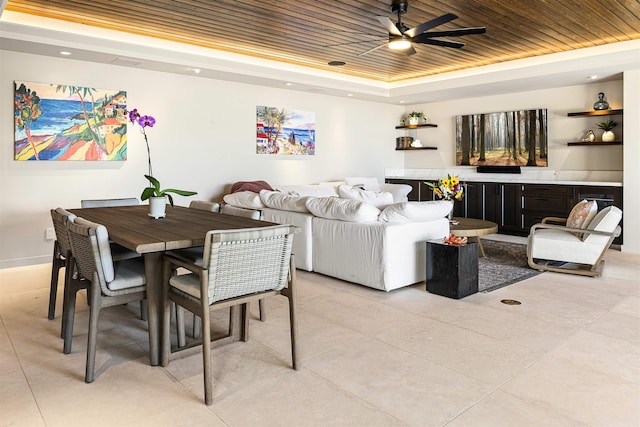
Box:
left=14, top=82, right=43, bottom=160
left=56, top=85, right=107, bottom=156
left=257, top=106, right=289, bottom=154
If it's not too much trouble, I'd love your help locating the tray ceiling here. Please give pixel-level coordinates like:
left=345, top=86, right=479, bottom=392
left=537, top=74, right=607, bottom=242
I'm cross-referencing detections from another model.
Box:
left=4, top=0, right=640, bottom=83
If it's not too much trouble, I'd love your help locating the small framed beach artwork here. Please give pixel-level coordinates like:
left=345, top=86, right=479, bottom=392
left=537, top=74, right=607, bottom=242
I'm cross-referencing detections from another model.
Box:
left=256, top=105, right=315, bottom=155
left=14, top=81, right=127, bottom=161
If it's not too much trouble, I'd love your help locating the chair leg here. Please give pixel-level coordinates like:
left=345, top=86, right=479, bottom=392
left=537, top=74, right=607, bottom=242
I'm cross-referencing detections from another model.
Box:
left=288, top=258, right=299, bottom=370
left=49, top=246, right=64, bottom=320
left=85, top=283, right=101, bottom=383
left=175, top=303, right=186, bottom=348
left=62, top=277, right=81, bottom=354
left=241, top=303, right=250, bottom=342
left=258, top=299, right=266, bottom=322
left=140, top=300, right=148, bottom=321
left=201, top=303, right=213, bottom=405
left=192, top=315, right=201, bottom=339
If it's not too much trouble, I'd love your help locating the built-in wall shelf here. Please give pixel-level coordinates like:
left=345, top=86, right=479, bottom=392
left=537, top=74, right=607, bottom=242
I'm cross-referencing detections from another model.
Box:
left=567, top=109, right=623, bottom=117
left=395, top=146, right=438, bottom=150
left=395, top=123, right=438, bottom=129
left=567, top=141, right=623, bottom=146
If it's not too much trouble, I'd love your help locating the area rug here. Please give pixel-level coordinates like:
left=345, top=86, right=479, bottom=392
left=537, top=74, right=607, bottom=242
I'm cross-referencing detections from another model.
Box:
left=478, top=239, right=542, bottom=292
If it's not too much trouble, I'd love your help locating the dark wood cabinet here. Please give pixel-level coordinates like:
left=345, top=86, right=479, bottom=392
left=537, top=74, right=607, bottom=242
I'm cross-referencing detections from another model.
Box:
left=385, top=178, right=622, bottom=243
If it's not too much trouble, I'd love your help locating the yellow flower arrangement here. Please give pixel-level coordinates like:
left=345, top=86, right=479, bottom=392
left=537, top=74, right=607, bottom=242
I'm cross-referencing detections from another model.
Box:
left=426, top=174, right=464, bottom=201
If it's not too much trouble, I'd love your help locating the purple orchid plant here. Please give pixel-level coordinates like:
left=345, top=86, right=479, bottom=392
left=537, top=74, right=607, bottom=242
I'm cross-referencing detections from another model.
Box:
left=128, top=108, right=196, bottom=206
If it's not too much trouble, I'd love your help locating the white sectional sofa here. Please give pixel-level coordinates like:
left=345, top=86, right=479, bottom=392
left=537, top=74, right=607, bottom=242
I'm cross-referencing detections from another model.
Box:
left=222, top=179, right=451, bottom=291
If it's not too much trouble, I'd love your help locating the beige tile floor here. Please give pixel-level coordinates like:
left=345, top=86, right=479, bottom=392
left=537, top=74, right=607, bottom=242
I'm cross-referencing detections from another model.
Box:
left=1, top=240, right=639, bottom=426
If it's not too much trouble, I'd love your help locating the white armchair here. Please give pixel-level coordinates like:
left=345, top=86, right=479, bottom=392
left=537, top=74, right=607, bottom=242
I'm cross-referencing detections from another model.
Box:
left=527, top=205, right=622, bottom=277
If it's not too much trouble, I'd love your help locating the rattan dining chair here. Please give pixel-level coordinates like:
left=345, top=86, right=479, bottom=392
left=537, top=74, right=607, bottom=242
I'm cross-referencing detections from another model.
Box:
left=80, top=197, right=140, bottom=208
left=79, top=197, right=146, bottom=319
left=64, top=217, right=148, bottom=383
left=189, top=200, right=220, bottom=212
left=161, top=225, right=299, bottom=405
left=48, top=208, right=77, bottom=328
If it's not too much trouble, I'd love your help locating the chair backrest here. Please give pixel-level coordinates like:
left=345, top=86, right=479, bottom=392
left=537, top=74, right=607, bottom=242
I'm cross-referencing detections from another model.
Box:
left=220, top=204, right=261, bottom=220
left=50, top=207, right=77, bottom=256
left=66, top=217, right=115, bottom=293
left=81, top=198, right=139, bottom=208
left=189, top=200, right=220, bottom=212
left=201, top=225, right=294, bottom=303
left=584, top=205, right=622, bottom=245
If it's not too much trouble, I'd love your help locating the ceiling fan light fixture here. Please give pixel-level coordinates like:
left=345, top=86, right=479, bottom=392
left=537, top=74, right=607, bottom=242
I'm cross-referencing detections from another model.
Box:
left=389, top=37, right=412, bottom=50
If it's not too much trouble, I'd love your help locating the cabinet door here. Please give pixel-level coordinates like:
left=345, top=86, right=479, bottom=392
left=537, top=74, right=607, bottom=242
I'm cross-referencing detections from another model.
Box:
left=464, top=182, right=483, bottom=219
left=500, top=183, right=524, bottom=233
left=484, top=183, right=501, bottom=224
left=419, top=181, right=436, bottom=201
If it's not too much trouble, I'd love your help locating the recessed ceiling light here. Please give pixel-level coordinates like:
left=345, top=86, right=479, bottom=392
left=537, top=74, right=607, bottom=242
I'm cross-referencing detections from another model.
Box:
left=587, top=75, right=598, bottom=80
left=328, top=61, right=346, bottom=66
left=285, top=82, right=293, bottom=86
left=59, top=51, right=71, bottom=56
left=347, top=93, right=353, bottom=97
left=399, top=100, right=406, bottom=104
left=192, top=68, right=201, bottom=74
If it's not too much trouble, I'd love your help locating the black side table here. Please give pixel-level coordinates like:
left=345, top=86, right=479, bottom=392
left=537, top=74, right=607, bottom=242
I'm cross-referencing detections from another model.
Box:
left=426, top=241, right=479, bottom=299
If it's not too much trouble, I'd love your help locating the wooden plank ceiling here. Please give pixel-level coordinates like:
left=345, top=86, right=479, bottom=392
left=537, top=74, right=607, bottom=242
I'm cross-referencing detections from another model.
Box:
left=6, top=0, right=640, bottom=82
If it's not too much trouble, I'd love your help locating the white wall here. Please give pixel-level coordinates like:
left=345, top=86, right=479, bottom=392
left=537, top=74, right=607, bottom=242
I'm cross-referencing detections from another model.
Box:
left=622, top=69, right=640, bottom=253
left=0, top=50, right=404, bottom=267
left=401, top=80, right=624, bottom=171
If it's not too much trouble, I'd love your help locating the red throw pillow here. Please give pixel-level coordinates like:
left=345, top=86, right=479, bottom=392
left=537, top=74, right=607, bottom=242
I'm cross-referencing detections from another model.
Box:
left=231, top=180, right=274, bottom=194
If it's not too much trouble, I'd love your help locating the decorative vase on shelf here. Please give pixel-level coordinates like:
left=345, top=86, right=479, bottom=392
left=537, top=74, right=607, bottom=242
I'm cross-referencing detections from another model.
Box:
left=149, top=196, right=167, bottom=219
left=408, top=117, right=419, bottom=126
left=593, top=92, right=610, bottom=111
left=601, top=130, right=615, bottom=142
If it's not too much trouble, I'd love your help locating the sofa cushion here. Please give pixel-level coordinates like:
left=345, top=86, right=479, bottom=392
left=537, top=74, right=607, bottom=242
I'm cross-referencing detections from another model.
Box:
left=259, top=190, right=310, bottom=212
left=566, top=199, right=598, bottom=237
left=337, top=185, right=394, bottom=209
left=274, top=184, right=339, bottom=198
left=378, top=200, right=453, bottom=223
left=379, top=183, right=412, bottom=203
left=222, top=191, right=265, bottom=209
left=345, top=177, right=380, bottom=191
left=306, top=197, right=380, bottom=222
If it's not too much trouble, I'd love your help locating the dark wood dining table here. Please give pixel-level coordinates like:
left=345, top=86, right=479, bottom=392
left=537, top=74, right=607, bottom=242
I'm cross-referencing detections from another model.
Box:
left=69, top=204, right=275, bottom=366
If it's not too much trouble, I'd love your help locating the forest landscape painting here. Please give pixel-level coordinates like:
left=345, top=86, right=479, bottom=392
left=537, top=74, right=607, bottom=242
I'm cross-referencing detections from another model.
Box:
left=256, top=105, right=315, bottom=155
left=14, top=81, right=127, bottom=161
left=456, top=109, right=548, bottom=167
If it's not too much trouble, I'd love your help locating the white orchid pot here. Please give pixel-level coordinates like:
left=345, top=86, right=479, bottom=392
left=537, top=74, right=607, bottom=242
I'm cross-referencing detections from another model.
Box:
left=408, top=117, right=419, bottom=126
left=149, top=196, right=167, bottom=219
left=601, top=130, right=615, bottom=142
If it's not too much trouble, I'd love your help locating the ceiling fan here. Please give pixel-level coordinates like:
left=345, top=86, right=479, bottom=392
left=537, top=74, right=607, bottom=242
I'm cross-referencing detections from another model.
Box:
left=360, top=0, right=486, bottom=56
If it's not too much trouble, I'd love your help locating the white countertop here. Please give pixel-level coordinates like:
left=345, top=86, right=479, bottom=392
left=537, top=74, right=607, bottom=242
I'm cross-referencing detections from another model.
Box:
left=385, top=169, right=623, bottom=187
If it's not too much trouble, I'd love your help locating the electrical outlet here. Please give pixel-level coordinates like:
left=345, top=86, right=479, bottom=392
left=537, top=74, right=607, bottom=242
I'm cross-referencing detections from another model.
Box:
left=45, top=227, right=56, bottom=240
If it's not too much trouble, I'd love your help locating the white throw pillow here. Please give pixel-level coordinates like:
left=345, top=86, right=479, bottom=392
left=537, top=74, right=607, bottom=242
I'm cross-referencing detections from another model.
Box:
left=337, top=185, right=394, bottom=209
left=378, top=200, right=453, bottom=223
left=259, top=190, right=310, bottom=212
left=222, top=191, right=265, bottom=209
left=306, top=197, right=380, bottom=222
left=345, top=177, right=380, bottom=191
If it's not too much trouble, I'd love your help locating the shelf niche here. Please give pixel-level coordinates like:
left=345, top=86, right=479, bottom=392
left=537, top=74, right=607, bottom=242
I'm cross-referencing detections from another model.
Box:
left=567, top=141, right=622, bottom=146
left=395, top=146, right=438, bottom=151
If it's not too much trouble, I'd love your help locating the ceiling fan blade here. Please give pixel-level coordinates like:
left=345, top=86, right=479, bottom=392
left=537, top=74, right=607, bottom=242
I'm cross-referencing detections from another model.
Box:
left=357, top=42, right=388, bottom=57
left=376, top=16, right=402, bottom=36
left=404, top=12, right=458, bottom=38
left=420, top=27, right=487, bottom=38
left=413, top=36, right=465, bottom=49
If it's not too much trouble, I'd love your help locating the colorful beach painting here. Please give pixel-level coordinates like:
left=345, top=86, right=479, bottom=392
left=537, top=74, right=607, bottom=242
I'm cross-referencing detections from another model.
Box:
left=14, top=81, right=127, bottom=161
left=256, top=106, right=315, bottom=155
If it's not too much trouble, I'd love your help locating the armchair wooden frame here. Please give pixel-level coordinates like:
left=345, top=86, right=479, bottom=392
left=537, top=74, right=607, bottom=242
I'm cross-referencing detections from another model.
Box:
left=527, top=216, right=621, bottom=277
